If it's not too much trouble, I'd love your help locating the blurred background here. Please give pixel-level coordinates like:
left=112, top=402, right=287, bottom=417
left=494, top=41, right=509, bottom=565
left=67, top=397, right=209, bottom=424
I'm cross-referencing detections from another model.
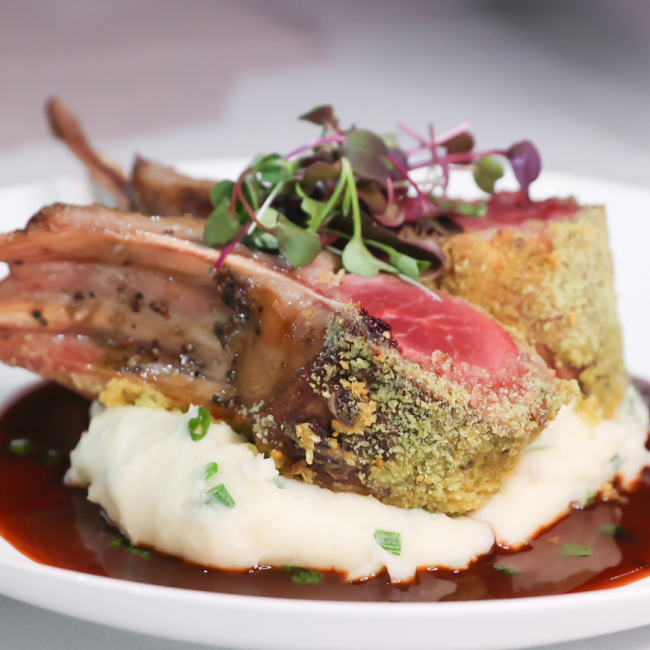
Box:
left=2, top=0, right=650, bottom=187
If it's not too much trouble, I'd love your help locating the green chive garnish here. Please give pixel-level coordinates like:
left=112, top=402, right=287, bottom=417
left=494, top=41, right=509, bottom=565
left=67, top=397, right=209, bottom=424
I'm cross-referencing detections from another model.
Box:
left=494, top=564, right=521, bottom=575
left=188, top=407, right=211, bottom=441
left=599, top=524, right=625, bottom=536
left=110, top=538, right=151, bottom=559
left=206, top=483, right=235, bottom=508
left=560, top=543, right=593, bottom=558
left=374, top=529, right=401, bottom=556
left=205, top=462, right=219, bottom=480
left=7, top=438, right=35, bottom=456
left=283, top=566, right=324, bottom=584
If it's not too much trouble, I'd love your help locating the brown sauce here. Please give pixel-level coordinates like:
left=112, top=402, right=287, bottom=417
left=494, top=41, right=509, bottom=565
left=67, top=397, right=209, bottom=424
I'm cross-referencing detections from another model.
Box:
left=1, top=380, right=650, bottom=602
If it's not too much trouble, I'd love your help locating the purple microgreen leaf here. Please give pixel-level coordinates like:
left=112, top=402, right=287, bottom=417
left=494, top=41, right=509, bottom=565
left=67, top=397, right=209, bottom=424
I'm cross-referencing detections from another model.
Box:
left=441, top=131, right=475, bottom=155
left=204, top=201, right=242, bottom=248
left=302, top=160, right=341, bottom=185
left=299, top=105, right=339, bottom=130
left=356, top=182, right=387, bottom=214
left=273, top=215, right=321, bottom=267
left=210, top=180, right=235, bottom=210
left=343, top=130, right=390, bottom=181
left=506, top=140, right=541, bottom=199
left=473, top=156, right=504, bottom=194
left=430, top=216, right=465, bottom=235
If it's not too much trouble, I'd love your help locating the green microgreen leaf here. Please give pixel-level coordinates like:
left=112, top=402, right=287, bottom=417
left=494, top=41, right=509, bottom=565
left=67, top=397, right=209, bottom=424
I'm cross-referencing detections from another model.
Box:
left=188, top=406, right=212, bottom=441
left=205, top=462, right=219, bottom=480
left=248, top=229, right=279, bottom=250
left=274, top=215, right=321, bottom=267
left=494, top=564, right=521, bottom=575
left=366, top=239, right=430, bottom=280
left=206, top=483, right=236, bottom=509
left=374, top=529, right=401, bottom=556
left=296, top=184, right=329, bottom=231
left=343, top=130, right=390, bottom=181
left=110, top=538, right=151, bottom=559
left=473, top=156, right=504, bottom=194
left=342, top=236, right=394, bottom=277
left=255, top=154, right=296, bottom=186
left=204, top=202, right=242, bottom=248
left=7, top=438, right=35, bottom=456
left=284, top=565, right=324, bottom=584
left=441, top=199, right=487, bottom=218
left=210, top=180, right=235, bottom=209
left=560, top=544, right=593, bottom=558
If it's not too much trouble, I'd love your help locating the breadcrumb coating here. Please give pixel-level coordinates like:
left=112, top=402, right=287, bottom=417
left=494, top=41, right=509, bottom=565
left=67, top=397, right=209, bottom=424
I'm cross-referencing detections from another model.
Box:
left=432, top=207, right=627, bottom=417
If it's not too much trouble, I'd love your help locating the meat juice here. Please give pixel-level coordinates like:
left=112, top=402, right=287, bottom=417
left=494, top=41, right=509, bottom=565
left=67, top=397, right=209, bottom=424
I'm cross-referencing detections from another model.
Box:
left=0, top=381, right=649, bottom=602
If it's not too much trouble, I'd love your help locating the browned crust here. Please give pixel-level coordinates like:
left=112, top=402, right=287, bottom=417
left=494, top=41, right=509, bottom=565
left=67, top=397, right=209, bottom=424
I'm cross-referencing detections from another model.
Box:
left=131, top=157, right=214, bottom=218
left=46, top=97, right=214, bottom=218
left=432, top=207, right=628, bottom=417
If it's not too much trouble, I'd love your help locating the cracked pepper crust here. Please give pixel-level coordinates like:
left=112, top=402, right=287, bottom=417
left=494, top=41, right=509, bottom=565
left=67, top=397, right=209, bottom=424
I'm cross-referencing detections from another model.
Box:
left=249, top=306, right=576, bottom=515
left=430, top=207, right=628, bottom=418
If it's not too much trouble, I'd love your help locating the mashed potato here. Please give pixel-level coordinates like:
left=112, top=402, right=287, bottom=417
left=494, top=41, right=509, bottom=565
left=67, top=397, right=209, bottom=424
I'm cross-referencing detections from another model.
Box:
left=67, top=386, right=650, bottom=582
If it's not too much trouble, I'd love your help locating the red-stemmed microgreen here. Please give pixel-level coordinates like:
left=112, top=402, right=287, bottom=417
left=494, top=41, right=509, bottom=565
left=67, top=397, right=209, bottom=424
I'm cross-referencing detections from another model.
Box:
left=203, top=105, right=543, bottom=279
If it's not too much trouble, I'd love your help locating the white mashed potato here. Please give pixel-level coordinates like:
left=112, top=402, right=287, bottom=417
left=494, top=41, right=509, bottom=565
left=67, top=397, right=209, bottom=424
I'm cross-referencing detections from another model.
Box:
left=67, top=386, right=650, bottom=582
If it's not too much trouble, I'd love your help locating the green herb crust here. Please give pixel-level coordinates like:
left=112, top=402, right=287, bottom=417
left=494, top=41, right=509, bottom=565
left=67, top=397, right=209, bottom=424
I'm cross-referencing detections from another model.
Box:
left=248, top=305, right=575, bottom=515
left=433, top=207, right=627, bottom=417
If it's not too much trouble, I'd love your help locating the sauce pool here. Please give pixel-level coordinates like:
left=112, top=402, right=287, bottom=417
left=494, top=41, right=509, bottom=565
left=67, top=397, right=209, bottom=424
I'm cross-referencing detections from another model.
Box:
left=1, top=381, right=650, bottom=602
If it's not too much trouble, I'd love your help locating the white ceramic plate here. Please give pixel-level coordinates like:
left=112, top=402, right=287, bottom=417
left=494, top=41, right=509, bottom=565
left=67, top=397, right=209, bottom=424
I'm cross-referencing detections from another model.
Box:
left=0, top=161, right=649, bottom=650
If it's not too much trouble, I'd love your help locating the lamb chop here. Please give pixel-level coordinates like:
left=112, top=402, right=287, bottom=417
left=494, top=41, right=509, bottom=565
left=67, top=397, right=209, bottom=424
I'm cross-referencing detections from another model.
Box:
left=46, top=98, right=213, bottom=217
left=425, top=191, right=628, bottom=418
left=0, top=202, right=573, bottom=515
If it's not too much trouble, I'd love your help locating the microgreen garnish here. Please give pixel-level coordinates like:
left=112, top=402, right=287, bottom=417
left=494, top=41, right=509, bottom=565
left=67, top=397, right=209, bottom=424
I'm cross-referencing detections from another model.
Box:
left=206, top=483, right=236, bottom=508
left=188, top=407, right=211, bottom=441
left=205, top=462, right=219, bottom=480
left=110, top=538, right=151, bottom=559
left=202, top=105, right=542, bottom=279
left=284, top=566, right=324, bottom=584
left=374, top=529, right=401, bottom=556
left=560, top=544, right=593, bottom=558
left=7, top=438, right=35, bottom=456
left=494, top=564, right=521, bottom=575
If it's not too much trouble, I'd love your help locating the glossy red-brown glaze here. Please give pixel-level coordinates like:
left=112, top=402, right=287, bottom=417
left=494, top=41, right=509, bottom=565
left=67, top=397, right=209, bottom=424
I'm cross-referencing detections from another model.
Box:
left=339, top=274, right=519, bottom=371
left=0, top=381, right=649, bottom=602
left=453, top=191, right=580, bottom=232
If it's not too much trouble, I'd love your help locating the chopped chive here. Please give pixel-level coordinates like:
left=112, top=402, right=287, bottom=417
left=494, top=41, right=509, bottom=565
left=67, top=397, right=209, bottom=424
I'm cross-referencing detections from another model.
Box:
left=110, top=538, right=151, bottom=559
left=526, top=445, right=551, bottom=453
left=188, top=407, right=211, bottom=441
left=206, top=483, right=236, bottom=508
left=283, top=566, right=324, bottom=584
left=205, top=462, right=219, bottom=480
left=7, top=438, right=35, bottom=456
left=273, top=477, right=286, bottom=490
left=610, top=454, right=622, bottom=470
left=494, top=564, right=521, bottom=575
left=560, top=543, right=593, bottom=558
left=374, top=529, right=401, bottom=556
left=585, top=490, right=596, bottom=503
left=599, top=524, right=625, bottom=536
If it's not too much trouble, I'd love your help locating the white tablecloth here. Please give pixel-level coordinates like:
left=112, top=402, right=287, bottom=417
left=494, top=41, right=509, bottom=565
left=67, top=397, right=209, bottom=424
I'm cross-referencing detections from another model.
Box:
left=2, top=1, right=650, bottom=647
